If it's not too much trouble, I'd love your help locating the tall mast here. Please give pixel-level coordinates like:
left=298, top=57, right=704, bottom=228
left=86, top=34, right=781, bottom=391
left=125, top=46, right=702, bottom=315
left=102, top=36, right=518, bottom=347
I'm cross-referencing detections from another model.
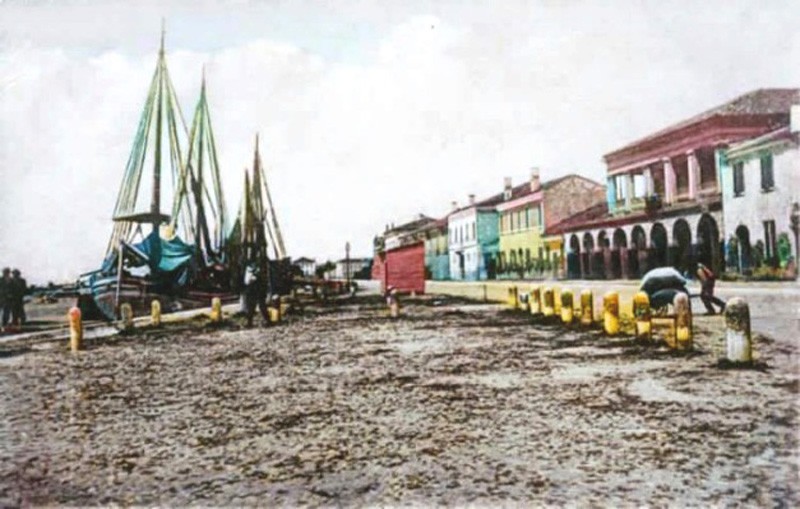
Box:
left=196, top=69, right=206, bottom=248
left=150, top=20, right=166, bottom=233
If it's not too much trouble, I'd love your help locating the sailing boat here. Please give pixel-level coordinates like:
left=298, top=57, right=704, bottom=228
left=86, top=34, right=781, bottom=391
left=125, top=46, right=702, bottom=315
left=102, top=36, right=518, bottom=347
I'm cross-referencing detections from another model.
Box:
left=77, top=27, right=233, bottom=320
left=227, top=136, right=293, bottom=297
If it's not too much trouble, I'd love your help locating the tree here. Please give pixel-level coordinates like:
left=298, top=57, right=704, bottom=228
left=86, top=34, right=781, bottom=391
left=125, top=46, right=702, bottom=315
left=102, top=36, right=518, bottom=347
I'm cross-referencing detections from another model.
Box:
left=315, top=260, right=336, bottom=279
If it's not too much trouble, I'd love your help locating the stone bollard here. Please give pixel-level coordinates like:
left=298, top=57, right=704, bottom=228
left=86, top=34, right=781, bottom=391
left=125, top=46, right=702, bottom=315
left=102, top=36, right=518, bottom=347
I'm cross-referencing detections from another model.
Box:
left=507, top=286, right=519, bottom=310
left=580, top=290, right=593, bottom=326
left=120, top=303, right=134, bottom=331
left=210, top=297, right=222, bottom=323
left=388, top=290, right=400, bottom=318
left=151, top=299, right=161, bottom=327
left=724, top=297, right=752, bottom=363
left=603, top=291, right=619, bottom=336
left=269, top=306, right=281, bottom=324
left=542, top=287, right=555, bottom=317
left=560, top=290, right=574, bottom=325
left=633, top=291, right=651, bottom=340
left=674, top=293, right=692, bottom=350
left=68, top=307, right=82, bottom=352
left=529, top=287, right=541, bottom=315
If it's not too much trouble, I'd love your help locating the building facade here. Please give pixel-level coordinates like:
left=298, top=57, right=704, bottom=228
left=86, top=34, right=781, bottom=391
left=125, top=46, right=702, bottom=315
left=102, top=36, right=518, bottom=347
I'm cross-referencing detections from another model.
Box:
left=721, top=120, right=800, bottom=275
left=293, top=257, right=316, bottom=278
left=448, top=196, right=500, bottom=281
left=372, top=214, right=437, bottom=292
left=422, top=218, right=450, bottom=280
left=333, top=258, right=371, bottom=280
left=560, top=88, right=799, bottom=280
left=496, top=170, right=605, bottom=279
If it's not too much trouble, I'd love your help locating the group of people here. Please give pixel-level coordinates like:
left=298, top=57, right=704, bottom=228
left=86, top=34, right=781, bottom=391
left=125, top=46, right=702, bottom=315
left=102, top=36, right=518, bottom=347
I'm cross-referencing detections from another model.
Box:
left=0, top=268, right=28, bottom=330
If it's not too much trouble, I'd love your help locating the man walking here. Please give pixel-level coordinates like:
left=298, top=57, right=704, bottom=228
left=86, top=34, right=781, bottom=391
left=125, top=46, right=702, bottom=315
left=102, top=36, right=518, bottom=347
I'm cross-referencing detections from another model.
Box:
left=696, top=262, right=725, bottom=315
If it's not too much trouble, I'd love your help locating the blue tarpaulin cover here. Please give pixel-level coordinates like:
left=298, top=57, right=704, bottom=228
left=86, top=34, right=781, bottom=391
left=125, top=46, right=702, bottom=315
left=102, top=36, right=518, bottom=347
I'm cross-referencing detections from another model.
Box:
left=132, top=231, right=195, bottom=273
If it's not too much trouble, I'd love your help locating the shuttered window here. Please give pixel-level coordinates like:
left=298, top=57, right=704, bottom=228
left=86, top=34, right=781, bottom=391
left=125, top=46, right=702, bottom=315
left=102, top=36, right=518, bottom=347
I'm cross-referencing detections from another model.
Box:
left=733, top=161, right=745, bottom=197
left=760, top=154, right=774, bottom=191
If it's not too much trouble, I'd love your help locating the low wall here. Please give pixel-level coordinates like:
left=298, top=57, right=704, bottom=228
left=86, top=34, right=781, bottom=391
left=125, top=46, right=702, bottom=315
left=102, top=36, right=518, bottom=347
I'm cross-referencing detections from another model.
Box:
left=425, top=280, right=639, bottom=317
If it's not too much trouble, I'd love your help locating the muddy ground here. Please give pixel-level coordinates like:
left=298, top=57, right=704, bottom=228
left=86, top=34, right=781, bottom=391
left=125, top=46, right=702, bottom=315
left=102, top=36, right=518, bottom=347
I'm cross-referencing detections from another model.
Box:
left=1, top=295, right=797, bottom=506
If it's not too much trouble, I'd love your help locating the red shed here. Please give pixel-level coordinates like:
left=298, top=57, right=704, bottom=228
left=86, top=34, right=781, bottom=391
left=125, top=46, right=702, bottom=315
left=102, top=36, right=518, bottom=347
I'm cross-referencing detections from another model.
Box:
left=385, top=241, right=425, bottom=294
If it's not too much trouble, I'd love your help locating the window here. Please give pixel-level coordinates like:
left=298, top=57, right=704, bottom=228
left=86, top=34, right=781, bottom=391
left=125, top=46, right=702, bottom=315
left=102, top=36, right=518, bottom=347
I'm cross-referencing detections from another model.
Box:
left=510, top=212, right=516, bottom=232
left=733, top=162, right=745, bottom=197
left=760, top=154, right=774, bottom=191
left=472, top=222, right=476, bottom=240
left=764, top=220, right=777, bottom=260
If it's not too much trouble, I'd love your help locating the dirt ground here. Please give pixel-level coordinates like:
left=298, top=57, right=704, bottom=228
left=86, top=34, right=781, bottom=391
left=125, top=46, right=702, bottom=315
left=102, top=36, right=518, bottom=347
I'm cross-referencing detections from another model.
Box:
left=1, top=295, right=797, bottom=507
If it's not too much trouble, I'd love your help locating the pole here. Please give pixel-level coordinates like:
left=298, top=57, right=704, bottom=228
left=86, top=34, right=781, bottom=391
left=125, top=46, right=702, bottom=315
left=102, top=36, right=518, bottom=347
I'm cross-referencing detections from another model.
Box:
left=345, top=241, right=351, bottom=287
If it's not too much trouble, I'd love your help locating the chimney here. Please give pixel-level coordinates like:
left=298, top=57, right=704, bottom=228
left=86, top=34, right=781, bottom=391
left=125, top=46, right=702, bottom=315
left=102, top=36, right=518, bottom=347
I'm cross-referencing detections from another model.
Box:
left=418, top=213, right=425, bottom=220
left=503, top=177, right=512, bottom=200
left=530, top=167, right=541, bottom=192
left=468, top=194, right=476, bottom=206
left=451, top=200, right=459, bottom=212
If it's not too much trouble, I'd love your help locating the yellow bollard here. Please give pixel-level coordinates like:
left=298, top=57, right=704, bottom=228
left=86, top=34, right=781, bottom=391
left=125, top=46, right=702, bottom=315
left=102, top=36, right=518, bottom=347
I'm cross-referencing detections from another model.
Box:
left=553, top=287, right=561, bottom=314
left=269, top=306, right=281, bottom=323
left=507, top=286, right=519, bottom=310
left=119, top=303, right=134, bottom=331
left=674, top=293, right=692, bottom=350
left=542, top=287, right=555, bottom=317
left=560, top=290, right=574, bottom=325
left=151, top=299, right=161, bottom=327
left=580, top=290, right=593, bottom=326
left=603, top=291, right=619, bottom=336
left=68, top=307, right=82, bottom=352
left=633, top=292, right=651, bottom=340
left=529, top=287, right=541, bottom=315
left=210, top=297, right=222, bottom=323
left=724, top=297, right=751, bottom=363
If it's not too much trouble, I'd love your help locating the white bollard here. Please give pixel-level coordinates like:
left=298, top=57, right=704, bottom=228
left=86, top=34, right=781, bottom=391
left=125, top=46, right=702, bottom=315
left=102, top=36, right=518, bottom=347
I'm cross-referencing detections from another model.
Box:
left=724, top=297, right=752, bottom=363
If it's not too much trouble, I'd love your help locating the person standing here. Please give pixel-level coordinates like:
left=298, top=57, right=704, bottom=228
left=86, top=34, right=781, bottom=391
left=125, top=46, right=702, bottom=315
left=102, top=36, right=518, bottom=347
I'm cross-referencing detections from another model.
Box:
left=696, top=262, right=725, bottom=315
left=243, top=263, right=270, bottom=328
left=0, top=268, right=10, bottom=329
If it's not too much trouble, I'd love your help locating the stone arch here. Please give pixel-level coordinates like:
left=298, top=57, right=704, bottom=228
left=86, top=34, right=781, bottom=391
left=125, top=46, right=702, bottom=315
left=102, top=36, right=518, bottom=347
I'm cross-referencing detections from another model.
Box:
left=612, top=228, right=627, bottom=249
left=582, top=232, right=595, bottom=279
left=696, top=213, right=722, bottom=273
left=650, top=222, right=668, bottom=268
left=583, top=232, right=595, bottom=252
left=631, top=226, right=647, bottom=249
left=569, top=234, right=581, bottom=253
left=567, top=233, right=582, bottom=278
left=672, top=219, right=692, bottom=274
left=597, top=230, right=610, bottom=249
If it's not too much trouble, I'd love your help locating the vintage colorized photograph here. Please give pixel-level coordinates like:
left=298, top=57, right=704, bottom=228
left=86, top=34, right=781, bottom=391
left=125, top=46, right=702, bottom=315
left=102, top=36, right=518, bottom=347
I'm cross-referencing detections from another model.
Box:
left=1, top=0, right=798, bottom=506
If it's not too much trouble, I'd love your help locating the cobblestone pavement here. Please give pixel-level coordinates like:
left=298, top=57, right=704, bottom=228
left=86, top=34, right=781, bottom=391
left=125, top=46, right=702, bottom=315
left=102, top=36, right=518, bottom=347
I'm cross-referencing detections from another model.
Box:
left=1, top=296, right=797, bottom=506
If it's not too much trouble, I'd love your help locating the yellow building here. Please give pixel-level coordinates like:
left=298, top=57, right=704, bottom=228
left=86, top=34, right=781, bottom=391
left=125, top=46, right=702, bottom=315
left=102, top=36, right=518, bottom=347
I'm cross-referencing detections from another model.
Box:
left=496, top=170, right=605, bottom=279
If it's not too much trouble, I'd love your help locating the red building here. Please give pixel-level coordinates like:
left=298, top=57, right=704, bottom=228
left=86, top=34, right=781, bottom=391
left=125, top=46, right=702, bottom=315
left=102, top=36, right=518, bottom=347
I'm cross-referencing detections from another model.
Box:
left=372, top=214, right=436, bottom=293
left=385, top=242, right=426, bottom=294
left=559, top=88, right=799, bottom=279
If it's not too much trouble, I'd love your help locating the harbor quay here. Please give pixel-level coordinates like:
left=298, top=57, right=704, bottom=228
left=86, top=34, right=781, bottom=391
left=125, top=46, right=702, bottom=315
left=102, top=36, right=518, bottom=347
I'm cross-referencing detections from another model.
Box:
left=1, top=286, right=797, bottom=506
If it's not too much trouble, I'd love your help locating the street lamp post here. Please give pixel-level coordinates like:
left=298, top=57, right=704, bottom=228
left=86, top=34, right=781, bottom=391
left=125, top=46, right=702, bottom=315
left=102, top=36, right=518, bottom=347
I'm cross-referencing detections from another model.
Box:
left=790, top=202, right=800, bottom=277
left=345, top=241, right=351, bottom=287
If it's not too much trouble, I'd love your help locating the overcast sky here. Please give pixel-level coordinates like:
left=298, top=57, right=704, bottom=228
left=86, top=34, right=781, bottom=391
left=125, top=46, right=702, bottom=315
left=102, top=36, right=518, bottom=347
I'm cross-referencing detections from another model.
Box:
left=1, top=0, right=799, bottom=284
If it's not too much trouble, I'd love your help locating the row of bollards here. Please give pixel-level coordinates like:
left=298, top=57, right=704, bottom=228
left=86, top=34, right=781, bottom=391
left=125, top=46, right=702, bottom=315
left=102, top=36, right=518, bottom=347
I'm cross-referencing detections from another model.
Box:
left=67, top=295, right=289, bottom=352
left=503, top=284, right=753, bottom=364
